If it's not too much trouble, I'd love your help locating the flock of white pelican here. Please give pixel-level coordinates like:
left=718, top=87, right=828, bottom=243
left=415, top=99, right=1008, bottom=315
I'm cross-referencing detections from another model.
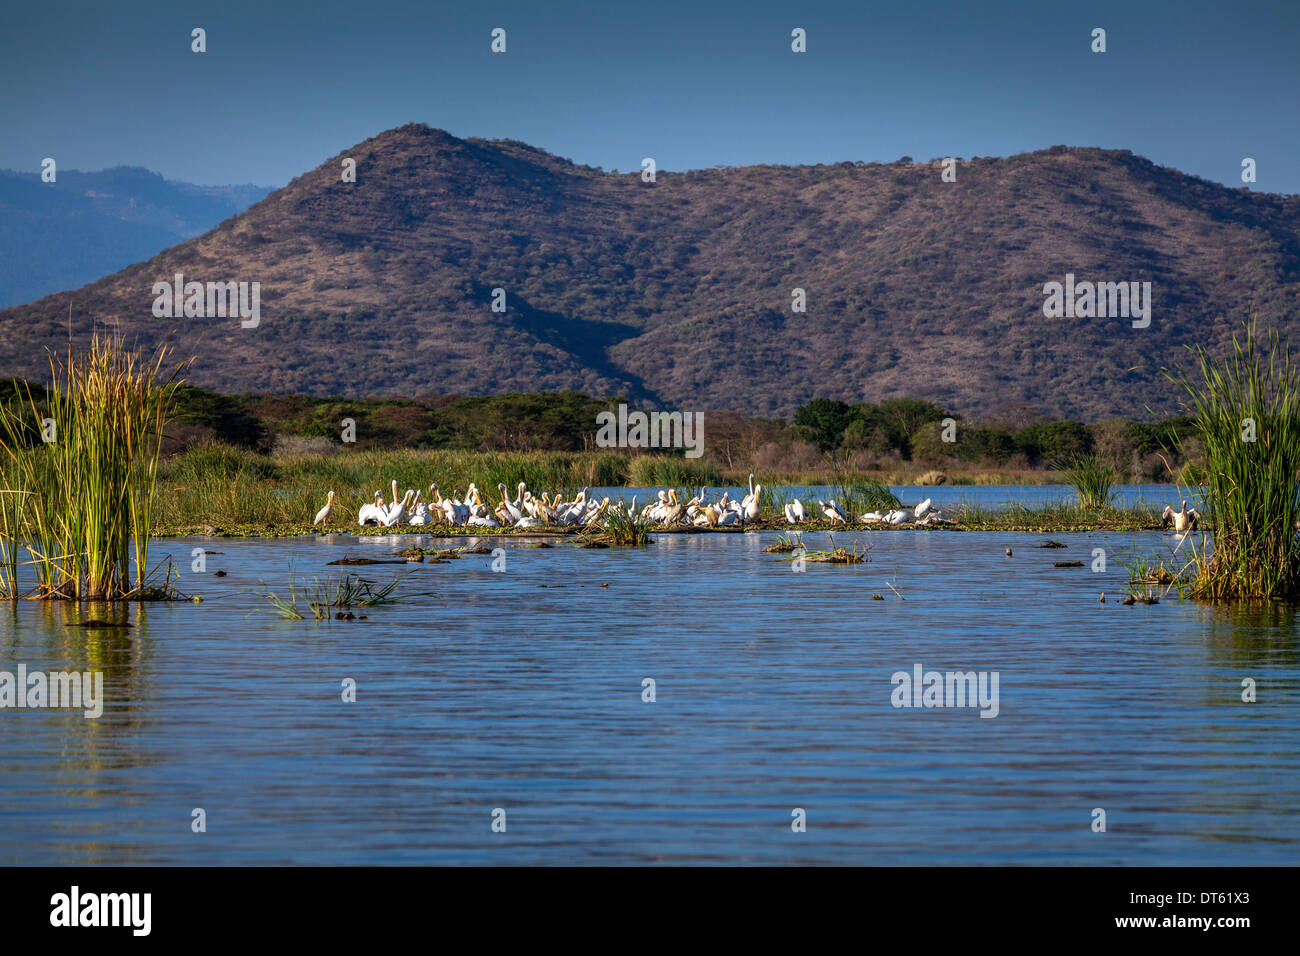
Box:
left=310, top=475, right=952, bottom=531
left=313, top=480, right=623, bottom=529
left=310, top=479, right=1213, bottom=536
left=804, top=496, right=950, bottom=526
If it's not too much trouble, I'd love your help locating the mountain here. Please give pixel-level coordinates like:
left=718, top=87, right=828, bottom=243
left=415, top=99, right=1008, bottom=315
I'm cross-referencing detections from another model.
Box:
left=1, top=125, right=1298, bottom=420
left=0, top=166, right=271, bottom=308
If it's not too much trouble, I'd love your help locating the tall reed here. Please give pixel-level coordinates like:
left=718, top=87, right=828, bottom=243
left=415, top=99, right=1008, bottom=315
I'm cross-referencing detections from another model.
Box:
left=1170, top=321, right=1300, bottom=601
left=0, top=337, right=185, bottom=599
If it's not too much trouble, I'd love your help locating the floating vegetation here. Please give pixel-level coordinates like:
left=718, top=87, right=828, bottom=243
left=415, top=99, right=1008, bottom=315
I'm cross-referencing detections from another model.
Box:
left=327, top=555, right=409, bottom=565
left=1169, top=321, right=1300, bottom=601
left=1114, top=538, right=1196, bottom=603
left=255, top=566, right=419, bottom=621
left=1053, top=561, right=1084, bottom=568
left=1038, top=540, right=1067, bottom=549
left=1128, top=556, right=1177, bottom=586
left=1121, top=593, right=1160, bottom=606
left=394, top=546, right=467, bottom=560
left=0, top=336, right=185, bottom=600
left=763, top=533, right=803, bottom=553
left=791, top=535, right=868, bottom=564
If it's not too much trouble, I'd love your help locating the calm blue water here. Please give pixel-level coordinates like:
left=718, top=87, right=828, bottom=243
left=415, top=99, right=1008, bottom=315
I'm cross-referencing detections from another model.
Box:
left=0, top=489, right=1296, bottom=865
left=594, top=483, right=1189, bottom=512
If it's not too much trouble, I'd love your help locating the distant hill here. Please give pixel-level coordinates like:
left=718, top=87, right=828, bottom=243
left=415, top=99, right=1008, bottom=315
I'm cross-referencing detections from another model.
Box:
left=1, top=125, right=1297, bottom=420
left=0, top=166, right=271, bottom=307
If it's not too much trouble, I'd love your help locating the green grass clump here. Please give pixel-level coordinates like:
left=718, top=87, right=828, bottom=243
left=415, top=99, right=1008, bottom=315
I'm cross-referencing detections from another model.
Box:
left=257, top=568, right=414, bottom=621
left=839, top=479, right=902, bottom=515
left=626, top=455, right=723, bottom=488
left=1056, top=454, right=1117, bottom=509
left=580, top=505, right=651, bottom=546
left=1170, top=321, right=1300, bottom=601
left=0, top=336, right=184, bottom=600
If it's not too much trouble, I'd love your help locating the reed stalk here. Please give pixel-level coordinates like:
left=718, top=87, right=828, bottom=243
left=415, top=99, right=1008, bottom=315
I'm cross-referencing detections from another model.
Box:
left=0, top=336, right=185, bottom=599
left=1169, top=321, right=1300, bottom=601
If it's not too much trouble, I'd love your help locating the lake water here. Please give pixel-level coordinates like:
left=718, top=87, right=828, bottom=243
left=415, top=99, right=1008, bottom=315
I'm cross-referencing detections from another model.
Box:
left=1, top=484, right=1296, bottom=865
left=591, top=482, right=1188, bottom=512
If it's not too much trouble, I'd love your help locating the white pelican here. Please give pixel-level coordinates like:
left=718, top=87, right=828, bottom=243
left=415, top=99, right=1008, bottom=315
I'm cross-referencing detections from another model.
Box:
left=584, top=497, right=611, bottom=525
left=914, top=498, right=933, bottom=520
left=859, top=511, right=884, bottom=523
left=885, top=509, right=910, bottom=525
left=644, top=490, right=669, bottom=521
left=739, top=475, right=756, bottom=512
left=313, top=490, right=335, bottom=528
left=784, top=498, right=806, bottom=523
left=358, top=491, right=386, bottom=526
left=498, top=483, right=524, bottom=524
left=743, top=484, right=762, bottom=522
left=819, top=500, right=847, bottom=524
left=1161, top=501, right=1200, bottom=533
left=382, top=490, right=414, bottom=527
left=442, top=497, right=468, bottom=526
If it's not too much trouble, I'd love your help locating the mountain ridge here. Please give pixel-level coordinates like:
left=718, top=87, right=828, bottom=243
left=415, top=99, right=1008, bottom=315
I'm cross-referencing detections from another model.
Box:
left=1, top=123, right=1297, bottom=420
left=0, top=166, right=272, bottom=308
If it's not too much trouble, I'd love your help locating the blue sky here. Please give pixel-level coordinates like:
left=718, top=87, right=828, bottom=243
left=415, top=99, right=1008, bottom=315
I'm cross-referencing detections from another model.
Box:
left=3, top=0, right=1297, bottom=191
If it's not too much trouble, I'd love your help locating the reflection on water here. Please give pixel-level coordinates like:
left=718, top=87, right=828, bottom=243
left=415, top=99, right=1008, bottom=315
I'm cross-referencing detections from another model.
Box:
left=0, top=525, right=1296, bottom=865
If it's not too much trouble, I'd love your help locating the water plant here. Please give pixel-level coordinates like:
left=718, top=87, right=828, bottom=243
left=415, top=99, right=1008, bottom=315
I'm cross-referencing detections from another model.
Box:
left=257, top=567, right=414, bottom=621
left=580, top=505, right=651, bottom=546
left=763, top=532, right=803, bottom=553
left=790, top=534, right=868, bottom=564
left=0, top=336, right=185, bottom=599
left=840, top=478, right=902, bottom=515
left=1056, top=453, right=1117, bottom=509
left=1169, top=321, right=1300, bottom=601
left=1115, top=540, right=1195, bottom=601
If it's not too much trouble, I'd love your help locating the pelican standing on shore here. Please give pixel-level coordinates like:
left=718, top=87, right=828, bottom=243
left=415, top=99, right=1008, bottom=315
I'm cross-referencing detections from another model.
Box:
left=819, top=500, right=847, bottom=524
left=313, top=490, right=335, bottom=528
left=358, top=491, right=386, bottom=526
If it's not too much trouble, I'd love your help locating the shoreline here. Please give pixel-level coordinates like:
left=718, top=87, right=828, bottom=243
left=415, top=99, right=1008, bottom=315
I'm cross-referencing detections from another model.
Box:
left=157, top=513, right=1169, bottom=538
